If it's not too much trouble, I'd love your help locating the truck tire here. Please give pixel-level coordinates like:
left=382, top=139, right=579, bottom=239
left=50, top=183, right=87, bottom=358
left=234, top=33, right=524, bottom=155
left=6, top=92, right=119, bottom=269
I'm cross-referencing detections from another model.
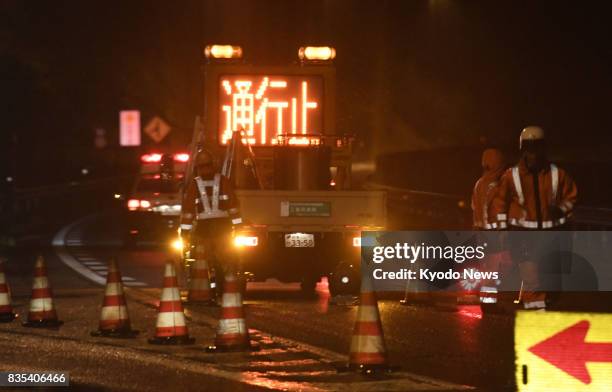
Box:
left=328, top=262, right=360, bottom=297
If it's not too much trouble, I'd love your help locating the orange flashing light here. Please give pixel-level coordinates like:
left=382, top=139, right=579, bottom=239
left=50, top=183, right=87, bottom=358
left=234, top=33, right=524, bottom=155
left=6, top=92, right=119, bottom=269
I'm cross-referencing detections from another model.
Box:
left=205, top=45, right=243, bottom=59
left=298, top=46, right=336, bottom=61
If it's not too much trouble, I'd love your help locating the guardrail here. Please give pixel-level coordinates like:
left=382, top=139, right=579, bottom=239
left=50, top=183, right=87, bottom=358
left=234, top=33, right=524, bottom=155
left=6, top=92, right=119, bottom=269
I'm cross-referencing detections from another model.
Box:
left=363, top=182, right=472, bottom=229
left=364, top=181, right=612, bottom=230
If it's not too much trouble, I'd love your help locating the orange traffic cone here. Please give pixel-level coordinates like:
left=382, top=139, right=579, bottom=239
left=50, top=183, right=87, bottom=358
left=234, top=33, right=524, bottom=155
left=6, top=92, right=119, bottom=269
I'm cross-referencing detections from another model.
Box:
left=348, top=275, right=389, bottom=373
left=207, top=272, right=256, bottom=352
left=148, top=262, right=195, bottom=345
left=22, top=255, right=63, bottom=328
left=187, top=257, right=215, bottom=304
left=91, top=259, right=138, bottom=338
left=0, top=258, right=17, bottom=322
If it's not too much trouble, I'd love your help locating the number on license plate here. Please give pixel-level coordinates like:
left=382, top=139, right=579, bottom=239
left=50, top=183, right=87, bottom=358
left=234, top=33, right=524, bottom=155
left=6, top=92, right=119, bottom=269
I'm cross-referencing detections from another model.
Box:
left=284, top=233, right=314, bottom=247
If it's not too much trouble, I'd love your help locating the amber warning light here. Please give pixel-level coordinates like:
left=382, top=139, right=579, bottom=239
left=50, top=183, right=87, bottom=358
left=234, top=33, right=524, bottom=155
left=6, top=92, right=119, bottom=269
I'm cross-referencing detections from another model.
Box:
left=205, top=45, right=243, bottom=59
left=298, top=46, right=336, bottom=61
left=218, top=75, right=323, bottom=146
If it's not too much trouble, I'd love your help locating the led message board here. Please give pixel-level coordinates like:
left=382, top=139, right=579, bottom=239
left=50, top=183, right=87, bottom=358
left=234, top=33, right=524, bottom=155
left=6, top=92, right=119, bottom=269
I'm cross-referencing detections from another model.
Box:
left=218, top=75, right=323, bottom=145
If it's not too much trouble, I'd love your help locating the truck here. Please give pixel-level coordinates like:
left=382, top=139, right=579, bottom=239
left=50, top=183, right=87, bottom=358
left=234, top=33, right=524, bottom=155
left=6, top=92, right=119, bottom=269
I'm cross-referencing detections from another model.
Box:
left=186, top=45, right=386, bottom=296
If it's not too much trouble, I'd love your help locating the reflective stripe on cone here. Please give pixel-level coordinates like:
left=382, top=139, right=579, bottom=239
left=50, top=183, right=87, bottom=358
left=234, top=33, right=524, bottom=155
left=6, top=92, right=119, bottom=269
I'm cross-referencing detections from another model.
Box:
left=23, top=256, right=62, bottom=328
left=0, top=260, right=17, bottom=322
left=149, top=262, right=194, bottom=345
left=92, top=259, right=138, bottom=338
left=348, top=275, right=389, bottom=372
left=208, top=272, right=256, bottom=352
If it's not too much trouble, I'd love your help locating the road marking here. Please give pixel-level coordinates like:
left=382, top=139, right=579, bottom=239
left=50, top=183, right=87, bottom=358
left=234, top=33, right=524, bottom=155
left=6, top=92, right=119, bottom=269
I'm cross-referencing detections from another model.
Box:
left=88, top=266, right=108, bottom=271
left=53, top=216, right=149, bottom=288
left=54, top=249, right=106, bottom=286
left=83, top=262, right=104, bottom=266
left=52, top=214, right=97, bottom=247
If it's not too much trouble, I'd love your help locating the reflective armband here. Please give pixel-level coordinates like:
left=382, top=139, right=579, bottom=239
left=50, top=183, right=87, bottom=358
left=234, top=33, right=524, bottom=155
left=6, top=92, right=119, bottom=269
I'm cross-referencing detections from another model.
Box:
left=180, top=224, right=193, bottom=230
left=231, top=218, right=243, bottom=225
left=496, top=213, right=507, bottom=221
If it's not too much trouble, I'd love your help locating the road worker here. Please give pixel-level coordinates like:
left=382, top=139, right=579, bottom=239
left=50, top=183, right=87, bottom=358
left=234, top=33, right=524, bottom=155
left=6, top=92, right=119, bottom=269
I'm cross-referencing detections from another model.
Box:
left=179, top=148, right=243, bottom=274
left=489, top=126, right=577, bottom=310
left=471, top=148, right=506, bottom=230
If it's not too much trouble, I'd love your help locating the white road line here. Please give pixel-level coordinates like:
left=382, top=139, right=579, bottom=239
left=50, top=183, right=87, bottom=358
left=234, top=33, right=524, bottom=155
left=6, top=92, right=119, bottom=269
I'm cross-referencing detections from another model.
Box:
left=89, top=266, right=108, bottom=271
left=83, top=261, right=104, bottom=266
left=79, top=258, right=99, bottom=261
left=52, top=214, right=97, bottom=247
left=54, top=249, right=106, bottom=286
left=122, top=276, right=136, bottom=281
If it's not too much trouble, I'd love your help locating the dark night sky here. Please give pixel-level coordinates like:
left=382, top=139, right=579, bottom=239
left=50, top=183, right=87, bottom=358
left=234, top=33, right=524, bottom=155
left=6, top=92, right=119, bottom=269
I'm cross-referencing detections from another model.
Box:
left=2, top=0, right=612, bottom=184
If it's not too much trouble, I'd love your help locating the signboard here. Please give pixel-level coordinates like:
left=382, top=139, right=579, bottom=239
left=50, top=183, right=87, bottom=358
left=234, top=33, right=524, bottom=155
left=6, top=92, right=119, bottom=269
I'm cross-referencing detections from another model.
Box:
left=218, top=75, right=324, bottom=146
left=144, top=116, right=171, bottom=143
left=119, top=110, right=141, bottom=146
left=515, top=311, right=612, bottom=391
left=280, top=201, right=331, bottom=217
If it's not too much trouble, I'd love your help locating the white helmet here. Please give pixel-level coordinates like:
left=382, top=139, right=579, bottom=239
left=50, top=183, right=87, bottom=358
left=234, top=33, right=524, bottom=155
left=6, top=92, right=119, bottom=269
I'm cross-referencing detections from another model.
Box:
left=519, top=126, right=545, bottom=149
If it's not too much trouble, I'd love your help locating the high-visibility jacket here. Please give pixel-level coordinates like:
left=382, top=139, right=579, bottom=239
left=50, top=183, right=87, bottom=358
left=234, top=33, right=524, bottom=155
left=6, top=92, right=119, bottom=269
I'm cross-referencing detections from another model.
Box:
left=489, top=162, right=577, bottom=229
left=471, top=149, right=505, bottom=229
left=180, top=173, right=242, bottom=233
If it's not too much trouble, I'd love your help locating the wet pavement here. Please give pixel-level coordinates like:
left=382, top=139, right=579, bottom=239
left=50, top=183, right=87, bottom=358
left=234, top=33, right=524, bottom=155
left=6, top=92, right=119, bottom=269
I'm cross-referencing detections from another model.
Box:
left=0, top=210, right=519, bottom=391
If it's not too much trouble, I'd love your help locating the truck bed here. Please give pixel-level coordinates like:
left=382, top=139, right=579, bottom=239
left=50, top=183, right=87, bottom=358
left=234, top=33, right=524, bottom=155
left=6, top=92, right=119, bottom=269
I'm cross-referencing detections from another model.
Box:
left=235, top=190, right=386, bottom=231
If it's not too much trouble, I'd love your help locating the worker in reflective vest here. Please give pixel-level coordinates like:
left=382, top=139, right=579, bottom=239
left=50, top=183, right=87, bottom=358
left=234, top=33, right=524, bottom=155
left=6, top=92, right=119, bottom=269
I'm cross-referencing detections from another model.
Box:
left=471, top=148, right=506, bottom=230
left=180, top=148, right=243, bottom=266
left=489, top=126, right=577, bottom=310
left=489, top=126, right=577, bottom=230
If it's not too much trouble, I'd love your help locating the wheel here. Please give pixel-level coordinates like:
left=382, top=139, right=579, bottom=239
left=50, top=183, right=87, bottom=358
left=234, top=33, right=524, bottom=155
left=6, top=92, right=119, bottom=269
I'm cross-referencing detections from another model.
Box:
left=328, top=261, right=360, bottom=297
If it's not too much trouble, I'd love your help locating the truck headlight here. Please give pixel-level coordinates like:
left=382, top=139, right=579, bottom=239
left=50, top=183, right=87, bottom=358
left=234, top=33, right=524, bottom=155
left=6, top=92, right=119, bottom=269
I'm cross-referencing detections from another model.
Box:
left=234, top=235, right=258, bottom=247
left=171, top=238, right=184, bottom=252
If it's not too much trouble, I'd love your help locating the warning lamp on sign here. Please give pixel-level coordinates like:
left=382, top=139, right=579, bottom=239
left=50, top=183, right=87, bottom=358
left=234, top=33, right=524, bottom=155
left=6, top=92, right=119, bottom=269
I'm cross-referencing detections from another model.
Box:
left=298, top=46, right=336, bottom=62
left=204, top=45, right=243, bottom=59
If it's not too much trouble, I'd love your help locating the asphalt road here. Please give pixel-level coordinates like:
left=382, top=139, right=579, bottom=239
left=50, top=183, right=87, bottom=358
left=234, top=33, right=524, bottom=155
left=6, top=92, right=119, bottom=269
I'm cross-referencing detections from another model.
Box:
left=0, top=209, right=525, bottom=391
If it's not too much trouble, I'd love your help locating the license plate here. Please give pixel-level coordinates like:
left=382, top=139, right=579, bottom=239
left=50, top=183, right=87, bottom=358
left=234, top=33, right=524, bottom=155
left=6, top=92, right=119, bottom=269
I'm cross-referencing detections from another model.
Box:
left=284, top=233, right=315, bottom=248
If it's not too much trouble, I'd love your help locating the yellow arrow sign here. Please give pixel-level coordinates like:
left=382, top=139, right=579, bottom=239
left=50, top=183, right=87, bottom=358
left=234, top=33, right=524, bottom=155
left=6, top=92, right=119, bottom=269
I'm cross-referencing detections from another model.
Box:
left=516, top=311, right=612, bottom=391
